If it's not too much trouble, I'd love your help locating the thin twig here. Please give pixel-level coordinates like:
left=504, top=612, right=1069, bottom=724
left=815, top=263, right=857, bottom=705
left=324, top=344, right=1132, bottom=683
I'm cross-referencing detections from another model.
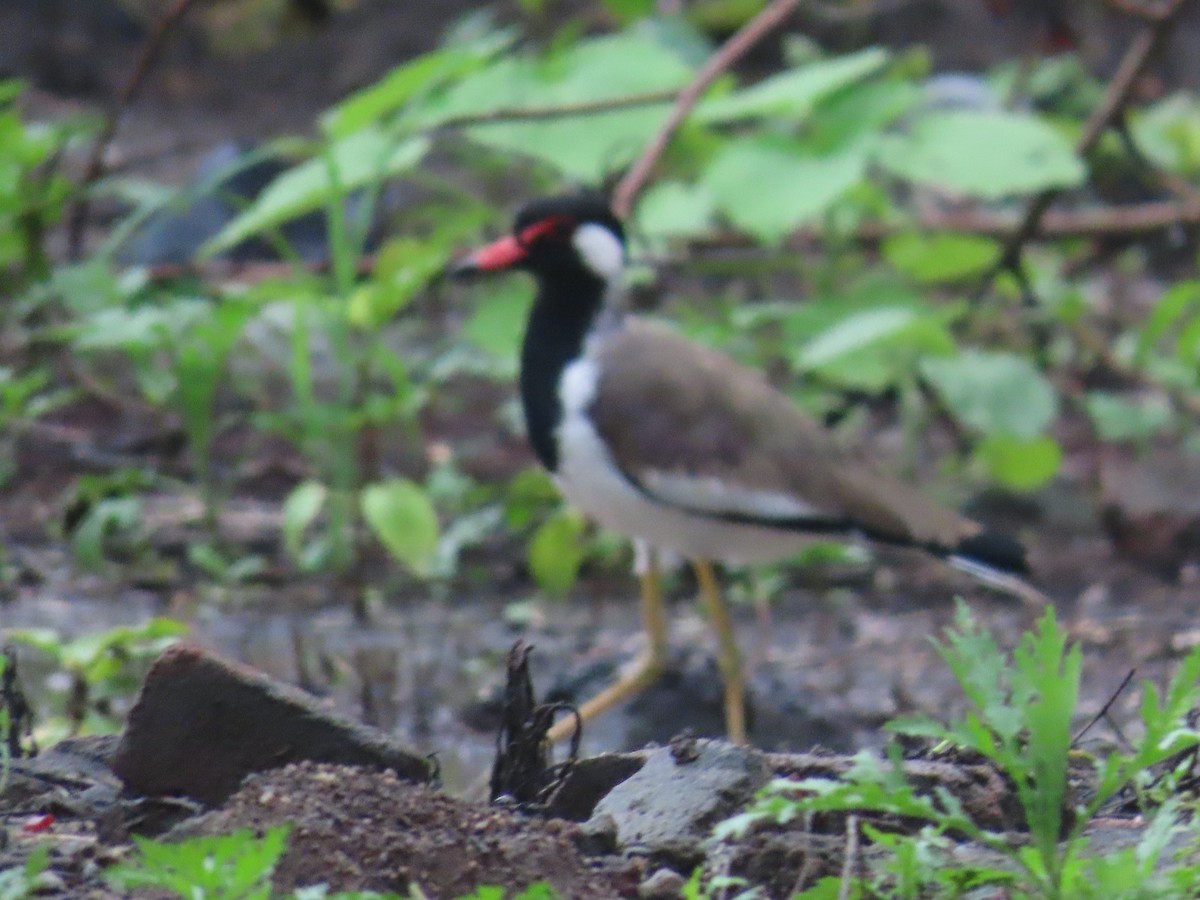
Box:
left=135, top=195, right=1200, bottom=289
left=435, top=89, right=679, bottom=131
left=66, top=0, right=202, bottom=260
left=611, top=0, right=807, bottom=218
left=837, top=813, right=860, bottom=900
left=1073, top=668, right=1137, bottom=746
left=974, top=0, right=1191, bottom=302
left=1105, top=0, right=1178, bottom=20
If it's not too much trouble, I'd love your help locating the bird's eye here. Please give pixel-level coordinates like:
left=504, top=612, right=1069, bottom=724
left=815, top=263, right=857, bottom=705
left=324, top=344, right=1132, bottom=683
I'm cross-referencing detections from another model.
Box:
left=517, top=216, right=572, bottom=247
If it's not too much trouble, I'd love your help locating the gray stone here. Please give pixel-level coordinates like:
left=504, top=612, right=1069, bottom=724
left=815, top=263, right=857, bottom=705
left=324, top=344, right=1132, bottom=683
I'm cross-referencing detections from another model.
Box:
left=589, top=738, right=770, bottom=858
left=639, top=867, right=687, bottom=899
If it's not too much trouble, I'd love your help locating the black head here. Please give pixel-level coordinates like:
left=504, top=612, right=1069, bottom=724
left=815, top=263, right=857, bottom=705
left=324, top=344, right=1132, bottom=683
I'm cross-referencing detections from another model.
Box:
left=453, top=192, right=626, bottom=282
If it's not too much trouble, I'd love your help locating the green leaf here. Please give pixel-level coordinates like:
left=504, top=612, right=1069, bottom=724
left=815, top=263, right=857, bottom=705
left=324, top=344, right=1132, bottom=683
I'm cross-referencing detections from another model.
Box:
left=1130, top=93, right=1200, bottom=176
left=430, top=31, right=693, bottom=181
left=696, top=47, right=889, bottom=124
left=323, top=33, right=511, bottom=136
left=704, top=136, right=867, bottom=243
left=282, top=480, right=327, bottom=563
left=1135, top=280, right=1200, bottom=365
left=361, top=478, right=440, bottom=577
left=798, top=307, right=924, bottom=368
left=204, top=133, right=429, bottom=255
left=921, top=350, right=1058, bottom=439
left=462, top=279, right=535, bottom=366
left=347, top=237, right=450, bottom=329
left=877, top=110, right=1085, bottom=199
left=975, top=434, right=1062, bottom=491
left=528, top=509, right=586, bottom=596
left=883, top=232, right=1000, bottom=284
left=1084, top=391, right=1172, bottom=442
left=601, top=0, right=656, bottom=23
left=634, top=180, right=716, bottom=242
left=790, top=301, right=956, bottom=391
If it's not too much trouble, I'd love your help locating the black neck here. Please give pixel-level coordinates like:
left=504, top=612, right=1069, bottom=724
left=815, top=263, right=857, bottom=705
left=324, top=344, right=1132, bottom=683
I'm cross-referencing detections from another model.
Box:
left=520, top=271, right=608, bottom=472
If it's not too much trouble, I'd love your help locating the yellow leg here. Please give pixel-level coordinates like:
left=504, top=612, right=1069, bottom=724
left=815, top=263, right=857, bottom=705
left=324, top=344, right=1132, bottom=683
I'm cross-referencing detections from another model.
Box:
left=546, top=548, right=670, bottom=743
left=693, top=559, right=748, bottom=745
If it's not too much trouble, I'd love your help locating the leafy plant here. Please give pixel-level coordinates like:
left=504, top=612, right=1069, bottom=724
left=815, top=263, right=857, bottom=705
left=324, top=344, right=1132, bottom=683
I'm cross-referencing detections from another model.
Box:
left=0, top=848, right=50, bottom=900
left=718, top=604, right=1200, bottom=899
left=3, top=618, right=185, bottom=738
left=106, top=825, right=290, bottom=900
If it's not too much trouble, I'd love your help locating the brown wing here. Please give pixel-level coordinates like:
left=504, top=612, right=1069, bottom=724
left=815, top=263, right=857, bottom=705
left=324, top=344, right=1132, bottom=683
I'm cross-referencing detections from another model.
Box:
left=588, top=318, right=980, bottom=549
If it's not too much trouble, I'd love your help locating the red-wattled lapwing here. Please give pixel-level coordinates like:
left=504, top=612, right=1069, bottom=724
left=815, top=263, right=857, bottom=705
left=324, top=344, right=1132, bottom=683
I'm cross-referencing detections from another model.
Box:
left=453, top=192, right=1036, bottom=745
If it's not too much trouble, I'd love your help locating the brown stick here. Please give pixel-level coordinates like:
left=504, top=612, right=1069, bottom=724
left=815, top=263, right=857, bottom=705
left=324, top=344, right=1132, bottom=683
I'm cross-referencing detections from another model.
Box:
left=435, top=89, right=679, bottom=130
left=611, top=0, right=807, bottom=218
left=975, top=0, right=1192, bottom=300
left=65, top=0, right=202, bottom=260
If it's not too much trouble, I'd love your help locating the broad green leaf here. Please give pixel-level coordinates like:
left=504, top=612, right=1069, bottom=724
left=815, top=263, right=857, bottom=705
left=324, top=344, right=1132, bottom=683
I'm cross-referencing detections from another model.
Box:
left=282, top=480, right=327, bottom=563
left=792, top=303, right=955, bottom=391
left=1131, top=93, right=1200, bottom=176
left=70, top=301, right=208, bottom=351
left=425, top=31, right=692, bottom=181
left=204, top=133, right=429, bottom=255
left=705, top=136, right=867, bottom=243
left=361, top=478, right=440, bottom=576
left=634, top=180, right=716, bottom=242
left=1084, top=391, right=1172, bottom=442
left=877, top=110, right=1085, bottom=199
left=806, top=78, right=921, bottom=152
left=696, top=47, right=889, bottom=124
left=601, top=0, right=656, bottom=23
left=797, top=307, right=921, bottom=368
left=1135, top=280, right=1200, bottom=365
left=528, top=509, right=586, bottom=597
left=323, top=33, right=512, bottom=136
left=463, top=279, right=534, bottom=365
left=883, top=232, right=1000, bottom=284
left=921, top=351, right=1058, bottom=439
left=975, top=434, right=1062, bottom=491
left=347, top=237, right=451, bottom=329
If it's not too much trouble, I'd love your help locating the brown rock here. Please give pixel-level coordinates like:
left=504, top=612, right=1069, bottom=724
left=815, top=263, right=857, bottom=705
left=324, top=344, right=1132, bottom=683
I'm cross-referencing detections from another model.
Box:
left=112, top=644, right=431, bottom=805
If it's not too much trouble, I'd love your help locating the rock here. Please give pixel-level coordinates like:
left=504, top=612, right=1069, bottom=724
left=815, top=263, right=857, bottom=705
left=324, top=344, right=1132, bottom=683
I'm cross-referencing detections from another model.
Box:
left=588, top=739, right=770, bottom=862
left=112, top=644, right=432, bottom=805
left=546, top=750, right=649, bottom=821
left=639, top=867, right=686, bottom=899
left=574, top=813, right=619, bottom=856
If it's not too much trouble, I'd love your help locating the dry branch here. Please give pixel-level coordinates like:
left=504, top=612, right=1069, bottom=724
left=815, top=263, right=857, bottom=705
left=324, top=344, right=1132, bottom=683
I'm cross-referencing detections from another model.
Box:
left=66, top=0, right=202, bottom=260
left=611, top=0, right=808, bottom=218
left=975, top=0, right=1194, bottom=300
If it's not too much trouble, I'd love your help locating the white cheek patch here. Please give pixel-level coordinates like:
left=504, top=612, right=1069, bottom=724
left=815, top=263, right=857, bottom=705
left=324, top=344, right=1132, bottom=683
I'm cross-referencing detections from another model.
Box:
left=572, top=223, right=625, bottom=281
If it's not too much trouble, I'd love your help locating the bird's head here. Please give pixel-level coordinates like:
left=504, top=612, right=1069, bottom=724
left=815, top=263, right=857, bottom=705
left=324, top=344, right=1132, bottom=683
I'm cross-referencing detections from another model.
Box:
left=452, top=192, right=626, bottom=284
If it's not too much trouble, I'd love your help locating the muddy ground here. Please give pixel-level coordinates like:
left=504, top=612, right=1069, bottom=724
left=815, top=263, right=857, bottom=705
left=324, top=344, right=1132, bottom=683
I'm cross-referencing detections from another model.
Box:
left=3, top=0, right=1200, bottom=896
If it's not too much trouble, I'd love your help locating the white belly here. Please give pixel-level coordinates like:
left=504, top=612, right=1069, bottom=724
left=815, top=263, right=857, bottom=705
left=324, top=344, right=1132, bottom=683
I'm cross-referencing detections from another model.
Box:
left=554, top=357, right=808, bottom=564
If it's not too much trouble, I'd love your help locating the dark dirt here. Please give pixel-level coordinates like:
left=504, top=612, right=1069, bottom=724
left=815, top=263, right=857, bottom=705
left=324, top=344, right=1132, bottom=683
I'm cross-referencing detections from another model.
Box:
left=172, top=762, right=641, bottom=898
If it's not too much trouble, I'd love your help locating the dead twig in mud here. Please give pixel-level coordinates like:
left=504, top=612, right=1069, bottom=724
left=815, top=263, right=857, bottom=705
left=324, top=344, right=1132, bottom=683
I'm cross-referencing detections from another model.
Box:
left=974, top=0, right=1194, bottom=305
left=66, top=0, right=203, bottom=260
left=1, top=647, right=37, bottom=761
left=489, top=641, right=580, bottom=808
left=611, top=0, right=808, bottom=218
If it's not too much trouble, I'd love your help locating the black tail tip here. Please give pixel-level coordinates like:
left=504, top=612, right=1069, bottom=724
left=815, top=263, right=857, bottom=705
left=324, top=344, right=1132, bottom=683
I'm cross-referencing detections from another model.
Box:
left=955, top=531, right=1030, bottom=576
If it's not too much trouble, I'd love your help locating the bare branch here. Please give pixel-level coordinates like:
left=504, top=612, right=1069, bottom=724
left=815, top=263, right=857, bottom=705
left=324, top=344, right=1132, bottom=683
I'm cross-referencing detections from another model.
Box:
left=612, top=0, right=807, bottom=218
left=66, top=0, right=203, bottom=260
left=974, top=0, right=1193, bottom=301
